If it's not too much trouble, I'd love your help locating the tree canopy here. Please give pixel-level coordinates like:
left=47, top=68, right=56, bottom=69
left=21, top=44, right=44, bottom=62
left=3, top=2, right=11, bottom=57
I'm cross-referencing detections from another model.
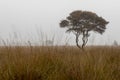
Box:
left=60, top=10, right=109, bottom=49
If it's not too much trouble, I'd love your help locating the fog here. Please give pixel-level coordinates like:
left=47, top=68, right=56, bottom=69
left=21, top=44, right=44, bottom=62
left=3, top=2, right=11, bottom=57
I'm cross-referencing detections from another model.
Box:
left=0, top=0, right=120, bottom=45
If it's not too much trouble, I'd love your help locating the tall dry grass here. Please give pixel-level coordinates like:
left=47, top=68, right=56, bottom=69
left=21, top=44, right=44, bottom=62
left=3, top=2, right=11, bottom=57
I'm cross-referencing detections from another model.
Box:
left=0, top=46, right=120, bottom=80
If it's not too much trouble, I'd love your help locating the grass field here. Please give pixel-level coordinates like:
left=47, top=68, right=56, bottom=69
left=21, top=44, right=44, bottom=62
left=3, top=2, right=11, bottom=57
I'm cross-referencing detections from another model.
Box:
left=0, top=46, right=120, bottom=80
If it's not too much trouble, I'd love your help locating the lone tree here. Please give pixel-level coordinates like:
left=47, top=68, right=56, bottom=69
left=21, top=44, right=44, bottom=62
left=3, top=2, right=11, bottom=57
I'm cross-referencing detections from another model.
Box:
left=60, top=10, right=109, bottom=49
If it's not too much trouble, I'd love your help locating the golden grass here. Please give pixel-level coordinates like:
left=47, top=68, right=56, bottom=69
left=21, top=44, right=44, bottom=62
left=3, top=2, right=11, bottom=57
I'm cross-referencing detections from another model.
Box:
left=0, top=46, right=120, bottom=80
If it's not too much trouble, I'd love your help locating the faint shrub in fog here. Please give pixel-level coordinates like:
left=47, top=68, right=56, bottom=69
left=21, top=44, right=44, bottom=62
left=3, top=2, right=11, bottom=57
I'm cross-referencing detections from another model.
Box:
left=113, top=40, right=119, bottom=46
left=45, top=40, right=54, bottom=46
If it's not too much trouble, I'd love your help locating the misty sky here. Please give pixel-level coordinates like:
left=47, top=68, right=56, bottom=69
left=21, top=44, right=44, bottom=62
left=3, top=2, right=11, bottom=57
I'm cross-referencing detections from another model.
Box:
left=0, top=0, right=120, bottom=45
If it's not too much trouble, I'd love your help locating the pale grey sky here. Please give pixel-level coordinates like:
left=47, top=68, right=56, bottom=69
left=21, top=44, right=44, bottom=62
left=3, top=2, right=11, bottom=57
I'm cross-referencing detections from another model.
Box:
left=0, top=0, right=120, bottom=45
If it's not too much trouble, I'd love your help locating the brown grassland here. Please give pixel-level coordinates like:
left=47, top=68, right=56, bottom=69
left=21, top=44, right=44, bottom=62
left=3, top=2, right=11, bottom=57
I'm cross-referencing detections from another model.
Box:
left=0, top=46, right=120, bottom=80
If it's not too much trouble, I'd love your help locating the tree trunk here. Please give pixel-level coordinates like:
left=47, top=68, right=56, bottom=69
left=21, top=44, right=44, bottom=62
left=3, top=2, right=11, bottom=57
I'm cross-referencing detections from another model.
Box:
left=82, top=35, right=88, bottom=49
left=75, top=34, right=82, bottom=49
